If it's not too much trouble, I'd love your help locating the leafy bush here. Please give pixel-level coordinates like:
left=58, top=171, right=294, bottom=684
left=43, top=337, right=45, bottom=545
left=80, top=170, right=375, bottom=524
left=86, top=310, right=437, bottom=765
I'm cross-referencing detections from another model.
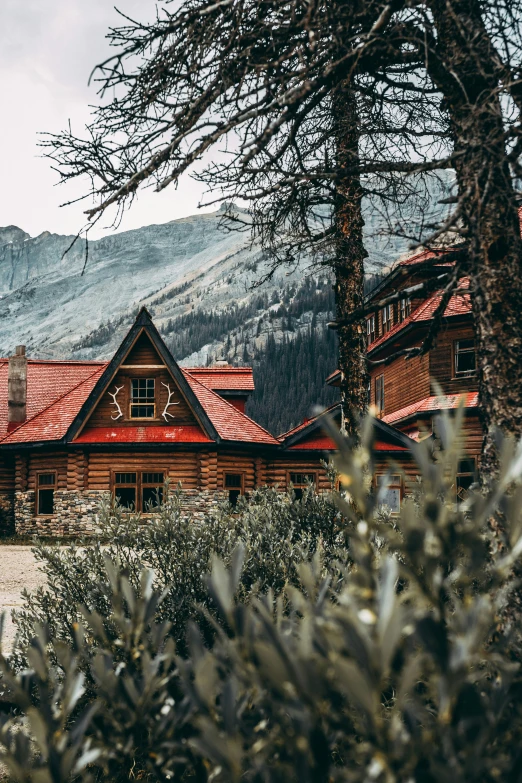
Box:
left=9, top=484, right=344, bottom=669
left=2, top=410, right=522, bottom=783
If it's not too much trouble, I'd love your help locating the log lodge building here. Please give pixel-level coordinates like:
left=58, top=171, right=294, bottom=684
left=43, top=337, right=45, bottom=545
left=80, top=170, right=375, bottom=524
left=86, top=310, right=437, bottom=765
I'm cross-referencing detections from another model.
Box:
left=0, top=246, right=478, bottom=536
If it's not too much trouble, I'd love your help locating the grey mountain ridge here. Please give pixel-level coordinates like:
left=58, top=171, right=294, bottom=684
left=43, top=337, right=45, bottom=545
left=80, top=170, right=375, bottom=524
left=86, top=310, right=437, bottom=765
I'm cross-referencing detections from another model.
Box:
left=0, top=203, right=419, bottom=364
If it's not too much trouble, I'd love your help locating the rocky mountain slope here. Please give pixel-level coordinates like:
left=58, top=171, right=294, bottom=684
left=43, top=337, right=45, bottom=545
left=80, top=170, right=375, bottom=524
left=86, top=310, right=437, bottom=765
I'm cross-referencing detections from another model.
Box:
left=0, top=204, right=412, bottom=432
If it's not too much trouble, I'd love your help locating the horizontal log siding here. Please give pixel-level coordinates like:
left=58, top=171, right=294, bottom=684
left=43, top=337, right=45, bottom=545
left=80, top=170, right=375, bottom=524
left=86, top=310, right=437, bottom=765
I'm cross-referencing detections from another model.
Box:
left=429, top=324, right=478, bottom=395
left=265, top=458, right=331, bottom=490
left=370, top=352, right=430, bottom=417
left=217, top=454, right=256, bottom=492
left=26, top=452, right=68, bottom=491
left=0, top=454, right=15, bottom=491
left=86, top=451, right=199, bottom=490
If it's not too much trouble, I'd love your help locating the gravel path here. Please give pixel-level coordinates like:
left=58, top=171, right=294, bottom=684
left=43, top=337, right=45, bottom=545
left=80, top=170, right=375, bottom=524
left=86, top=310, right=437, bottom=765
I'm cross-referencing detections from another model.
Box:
left=0, top=546, right=46, bottom=653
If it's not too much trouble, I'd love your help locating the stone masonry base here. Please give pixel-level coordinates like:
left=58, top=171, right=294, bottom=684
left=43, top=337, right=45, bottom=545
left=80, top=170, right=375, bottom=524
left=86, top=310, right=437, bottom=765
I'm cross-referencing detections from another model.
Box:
left=13, top=488, right=226, bottom=537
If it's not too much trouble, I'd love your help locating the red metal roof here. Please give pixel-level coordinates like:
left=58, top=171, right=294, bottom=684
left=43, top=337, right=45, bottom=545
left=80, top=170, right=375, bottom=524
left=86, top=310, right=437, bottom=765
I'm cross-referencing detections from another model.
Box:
left=398, top=248, right=456, bottom=267
left=183, top=366, right=254, bottom=392
left=0, top=359, right=276, bottom=447
left=382, top=392, right=479, bottom=425
left=278, top=403, right=340, bottom=440
left=75, top=425, right=212, bottom=444
left=368, top=278, right=472, bottom=353
left=183, top=372, right=278, bottom=444
left=0, top=361, right=107, bottom=440
left=0, top=365, right=106, bottom=444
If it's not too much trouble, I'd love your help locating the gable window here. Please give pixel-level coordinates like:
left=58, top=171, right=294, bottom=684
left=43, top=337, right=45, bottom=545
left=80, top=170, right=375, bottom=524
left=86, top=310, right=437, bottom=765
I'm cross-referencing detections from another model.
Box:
left=114, top=471, right=165, bottom=512
left=224, top=473, right=244, bottom=507
left=289, top=472, right=316, bottom=500
left=454, top=339, right=476, bottom=376
left=399, top=296, right=411, bottom=322
left=456, top=458, right=476, bottom=502
left=375, top=474, right=402, bottom=514
left=130, top=378, right=155, bottom=418
left=375, top=374, right=385, bottom=414
left=382, top=304, right=393, bottom=333
left=367, top=315, right=376, bottom=344
left=36, top=472, right=56, bottom=516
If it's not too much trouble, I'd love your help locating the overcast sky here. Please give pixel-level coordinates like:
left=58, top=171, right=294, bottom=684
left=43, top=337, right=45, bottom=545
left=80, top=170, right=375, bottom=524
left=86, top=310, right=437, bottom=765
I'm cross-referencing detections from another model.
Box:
left=0, top=0, right=210, bottom=239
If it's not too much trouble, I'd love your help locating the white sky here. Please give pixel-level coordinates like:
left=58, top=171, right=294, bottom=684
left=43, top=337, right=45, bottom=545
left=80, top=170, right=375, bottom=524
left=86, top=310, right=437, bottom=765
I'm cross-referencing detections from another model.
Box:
left=0, top=0, right=210, bottom=239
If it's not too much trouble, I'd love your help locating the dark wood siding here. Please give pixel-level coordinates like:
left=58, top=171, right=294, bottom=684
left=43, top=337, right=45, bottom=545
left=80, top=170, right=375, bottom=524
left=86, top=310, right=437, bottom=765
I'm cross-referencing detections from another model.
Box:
left=370, top=352, right=430, bottom=417
left=87, top=367, right=199, bottom=428
left=429, top=324, right=478, bottom=395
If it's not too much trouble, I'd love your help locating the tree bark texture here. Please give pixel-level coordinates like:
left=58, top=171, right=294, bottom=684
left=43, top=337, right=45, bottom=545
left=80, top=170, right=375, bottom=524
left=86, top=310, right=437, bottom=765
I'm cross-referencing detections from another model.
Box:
left=429, top=0, right=522, bottom=472
left=332, top=84, right=368, bottom=440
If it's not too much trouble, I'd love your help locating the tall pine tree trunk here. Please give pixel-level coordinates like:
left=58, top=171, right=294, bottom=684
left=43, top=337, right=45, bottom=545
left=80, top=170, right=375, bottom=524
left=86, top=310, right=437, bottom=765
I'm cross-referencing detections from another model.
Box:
left=429, top=0, right=522, bottom=472
left=332, top=83, right=368, bottom=440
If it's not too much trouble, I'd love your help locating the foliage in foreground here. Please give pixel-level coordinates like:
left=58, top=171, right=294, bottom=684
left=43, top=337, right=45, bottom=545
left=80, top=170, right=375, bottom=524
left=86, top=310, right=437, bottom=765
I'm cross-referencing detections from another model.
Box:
left=8, top=484, right=344, bottom=669
left=1, top=411, right=522, bottom=782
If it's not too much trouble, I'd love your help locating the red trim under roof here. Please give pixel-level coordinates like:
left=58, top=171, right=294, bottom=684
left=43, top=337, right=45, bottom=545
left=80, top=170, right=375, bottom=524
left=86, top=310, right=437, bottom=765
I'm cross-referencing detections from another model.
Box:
left=288, top=434, right=407, bottom=451
left=75, top=425, right=212, bottom=444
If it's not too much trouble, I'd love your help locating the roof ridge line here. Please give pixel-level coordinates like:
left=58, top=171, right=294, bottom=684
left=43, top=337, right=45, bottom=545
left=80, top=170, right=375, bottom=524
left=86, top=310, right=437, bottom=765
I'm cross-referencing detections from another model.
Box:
left=0, top=364, right=105, bottom=443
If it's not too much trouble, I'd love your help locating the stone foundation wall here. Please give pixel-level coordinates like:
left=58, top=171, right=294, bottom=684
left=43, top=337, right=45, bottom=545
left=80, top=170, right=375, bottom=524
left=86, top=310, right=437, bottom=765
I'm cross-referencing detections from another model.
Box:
left=13, top=488, right=229, bottom=537
left=177, top=489, right=226, bottom=520
left=15, top=490, right=108, bottom=537
left=0, top=492, right=15, bottom=537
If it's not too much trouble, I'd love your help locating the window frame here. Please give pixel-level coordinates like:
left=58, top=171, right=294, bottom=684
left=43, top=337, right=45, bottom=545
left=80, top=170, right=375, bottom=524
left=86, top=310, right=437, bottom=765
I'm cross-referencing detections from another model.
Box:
left=382, top=304, right=393, bottom=333
left=375, top=374, right=385, bottom=415
left=367, top=314, right=376, bottom=344
left=223, top=472, right=245, bottom=507
left=374, top=473, right=402, bottom=515
left=399, top=296, right=411, bottom=322
left=111, top=468, right=167, bottom=513
left=35, top=471, right=57, bottom=517
left=129, top=377, right=157, bottom=420
left=288, top=471, right=317, bottom=500
left=456, top=457, right=477, bottom=503
left=453, top=339, right=477, bottom=378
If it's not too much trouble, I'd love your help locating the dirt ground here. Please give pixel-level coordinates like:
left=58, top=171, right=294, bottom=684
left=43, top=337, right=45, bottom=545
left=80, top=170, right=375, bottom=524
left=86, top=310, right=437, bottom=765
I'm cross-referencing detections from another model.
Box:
left=0, top=546, right=46, bottom=653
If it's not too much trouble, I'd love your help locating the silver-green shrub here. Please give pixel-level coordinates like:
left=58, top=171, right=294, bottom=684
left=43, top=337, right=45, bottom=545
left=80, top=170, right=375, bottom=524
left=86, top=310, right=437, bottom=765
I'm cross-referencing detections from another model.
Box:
left=1, top=410, right=522, bottom=783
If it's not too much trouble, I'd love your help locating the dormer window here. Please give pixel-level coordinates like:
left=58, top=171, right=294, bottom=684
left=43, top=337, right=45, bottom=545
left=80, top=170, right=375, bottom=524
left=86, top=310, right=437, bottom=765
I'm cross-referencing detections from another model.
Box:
left=130, top=378, right=155, bottom=418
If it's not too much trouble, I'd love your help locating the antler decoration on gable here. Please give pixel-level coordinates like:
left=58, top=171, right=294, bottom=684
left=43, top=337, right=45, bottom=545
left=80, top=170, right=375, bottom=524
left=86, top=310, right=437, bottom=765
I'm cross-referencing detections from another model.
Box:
left=161, top=382, right=180, bottom=421
left=109, top=385, right=124, bottom=420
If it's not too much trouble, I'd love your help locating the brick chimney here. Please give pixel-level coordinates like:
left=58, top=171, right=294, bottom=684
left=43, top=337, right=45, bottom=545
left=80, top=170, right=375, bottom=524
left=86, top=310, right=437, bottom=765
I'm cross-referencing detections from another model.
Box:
left=8, top=345, right=27, bottom=431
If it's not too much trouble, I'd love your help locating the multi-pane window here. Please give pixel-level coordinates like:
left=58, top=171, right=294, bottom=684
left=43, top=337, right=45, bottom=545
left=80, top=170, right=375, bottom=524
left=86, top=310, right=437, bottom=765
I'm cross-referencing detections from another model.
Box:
left=130, top=378, right=155, bottom=418
left=367, top=315, right=376, bottom=344
left=224, top=473, right=244, bottom=507
left=382, top=304, right=393, bottom=333
left=454, top=339, right=476, bottom=376
left=37, top=473, right=56, bottom=515
left=114, top=471, right=164, bottom=512
left=375, top=474, right=402, bottom=514
left=289, top=472, right=316, bottom=500
left=456, top=458, right=476, bottom=502
left=375, top=374, right=385, bottom=414
left=399, top=296, right=411, bottom=322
